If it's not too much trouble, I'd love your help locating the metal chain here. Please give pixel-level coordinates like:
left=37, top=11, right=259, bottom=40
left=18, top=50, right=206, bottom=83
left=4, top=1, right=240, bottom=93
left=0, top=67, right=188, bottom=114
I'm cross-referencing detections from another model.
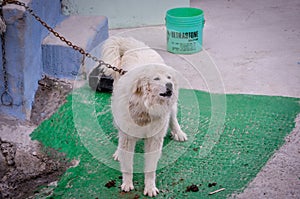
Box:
left=2, top=0, right=127, bottom=76
left=0, top=3, right=13, bottom=106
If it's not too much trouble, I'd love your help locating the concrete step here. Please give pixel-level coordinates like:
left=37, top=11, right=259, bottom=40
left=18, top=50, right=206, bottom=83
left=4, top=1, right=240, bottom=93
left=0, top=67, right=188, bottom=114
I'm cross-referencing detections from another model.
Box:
left=42, top=15, right=108, bottom=79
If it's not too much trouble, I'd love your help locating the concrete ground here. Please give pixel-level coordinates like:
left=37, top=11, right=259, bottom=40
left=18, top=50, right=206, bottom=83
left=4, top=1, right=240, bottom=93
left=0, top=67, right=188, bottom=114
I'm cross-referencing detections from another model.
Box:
left=0, top=0, right=299, bottom=198
left=190, top=1, right=300, bottom=198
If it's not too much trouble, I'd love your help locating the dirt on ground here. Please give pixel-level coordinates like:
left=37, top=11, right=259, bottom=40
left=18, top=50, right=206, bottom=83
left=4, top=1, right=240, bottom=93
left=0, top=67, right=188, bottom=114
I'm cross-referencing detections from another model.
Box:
left=30, top=76, right=73, bottom=125
left=0, top=76, right=74, bottom=199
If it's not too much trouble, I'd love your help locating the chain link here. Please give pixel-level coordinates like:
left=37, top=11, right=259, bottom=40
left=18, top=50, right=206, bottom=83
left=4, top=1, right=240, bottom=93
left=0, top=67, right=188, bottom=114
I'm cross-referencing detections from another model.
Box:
left=0, top=0, right=126, bottom=105
left=1, top=0, right=127, bottom=75
left=0, top=3, right=13, bottom=106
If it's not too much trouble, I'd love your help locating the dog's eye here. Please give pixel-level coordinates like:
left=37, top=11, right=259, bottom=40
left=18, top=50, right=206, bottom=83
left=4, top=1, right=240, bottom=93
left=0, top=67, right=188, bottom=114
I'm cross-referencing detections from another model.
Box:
left=154, top=77, right=160, bottom=81
left=167, top=76, right=171, bottom=79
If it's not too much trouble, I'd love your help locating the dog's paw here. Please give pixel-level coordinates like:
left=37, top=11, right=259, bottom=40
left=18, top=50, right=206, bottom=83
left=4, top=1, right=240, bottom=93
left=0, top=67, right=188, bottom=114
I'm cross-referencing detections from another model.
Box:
left=112, top=150, right=119, bottom=161
left=144, top=186, right=159, bottom=197
left=171, top=130, right=188, bottom=142
left=121, top=182, right=134, bottom=192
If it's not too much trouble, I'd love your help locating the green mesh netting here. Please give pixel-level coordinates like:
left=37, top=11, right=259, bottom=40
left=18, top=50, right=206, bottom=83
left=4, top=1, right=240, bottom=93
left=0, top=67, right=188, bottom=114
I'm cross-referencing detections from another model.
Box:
left=31, top=85, right=300, bottom=198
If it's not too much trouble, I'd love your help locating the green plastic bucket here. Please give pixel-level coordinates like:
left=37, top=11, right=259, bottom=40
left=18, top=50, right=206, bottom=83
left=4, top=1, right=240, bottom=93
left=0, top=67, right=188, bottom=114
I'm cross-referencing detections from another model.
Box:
left=166, top=7, right=204, bottom=54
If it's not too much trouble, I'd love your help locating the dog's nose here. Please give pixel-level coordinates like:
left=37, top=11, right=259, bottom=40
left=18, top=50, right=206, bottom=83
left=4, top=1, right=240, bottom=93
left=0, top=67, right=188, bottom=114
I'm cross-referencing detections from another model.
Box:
left=160, top=83, right=173, bottom=97
left=165, top=83, right=173, bottom=91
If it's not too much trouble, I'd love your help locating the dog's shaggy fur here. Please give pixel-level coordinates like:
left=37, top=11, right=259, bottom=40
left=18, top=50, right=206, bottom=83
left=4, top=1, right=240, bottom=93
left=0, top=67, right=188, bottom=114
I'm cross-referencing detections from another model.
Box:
left=100, top=37, right=187, bottom=197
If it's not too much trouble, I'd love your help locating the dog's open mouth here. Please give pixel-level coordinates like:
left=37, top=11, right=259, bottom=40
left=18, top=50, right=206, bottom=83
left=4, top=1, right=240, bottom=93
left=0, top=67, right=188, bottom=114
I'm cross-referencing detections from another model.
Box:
left=159, top=90, right=173, bottom=97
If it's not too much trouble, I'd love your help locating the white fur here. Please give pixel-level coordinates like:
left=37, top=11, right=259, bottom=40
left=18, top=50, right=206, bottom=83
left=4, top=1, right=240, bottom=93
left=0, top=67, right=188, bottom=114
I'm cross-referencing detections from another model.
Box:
left=100, top=36, right=187, bottom=197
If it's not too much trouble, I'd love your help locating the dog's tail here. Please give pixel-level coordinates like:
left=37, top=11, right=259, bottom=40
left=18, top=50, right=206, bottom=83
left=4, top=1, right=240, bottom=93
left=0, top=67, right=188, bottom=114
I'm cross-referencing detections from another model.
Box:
left=100, top=36, right=145, bottom=80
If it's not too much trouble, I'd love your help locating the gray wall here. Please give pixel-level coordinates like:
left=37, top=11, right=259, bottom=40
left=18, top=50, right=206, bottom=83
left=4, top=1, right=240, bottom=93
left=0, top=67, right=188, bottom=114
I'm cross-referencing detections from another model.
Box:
left=61, top=0, right=190, bottom=29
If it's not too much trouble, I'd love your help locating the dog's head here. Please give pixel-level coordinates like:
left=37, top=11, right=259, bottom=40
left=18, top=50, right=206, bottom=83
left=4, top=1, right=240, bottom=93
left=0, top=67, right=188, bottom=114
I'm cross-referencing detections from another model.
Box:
left=128, top=65, right=178, bottom=126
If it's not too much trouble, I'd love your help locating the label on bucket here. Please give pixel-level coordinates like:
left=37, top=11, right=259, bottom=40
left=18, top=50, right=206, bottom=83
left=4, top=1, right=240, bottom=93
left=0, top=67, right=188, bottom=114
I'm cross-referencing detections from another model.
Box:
left=167, top=30, right=201, bottom=54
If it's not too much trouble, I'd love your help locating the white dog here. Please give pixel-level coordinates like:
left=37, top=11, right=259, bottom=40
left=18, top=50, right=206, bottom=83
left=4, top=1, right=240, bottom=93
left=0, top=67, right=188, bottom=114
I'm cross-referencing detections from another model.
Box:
left=100, top=36, right=187, bottom=197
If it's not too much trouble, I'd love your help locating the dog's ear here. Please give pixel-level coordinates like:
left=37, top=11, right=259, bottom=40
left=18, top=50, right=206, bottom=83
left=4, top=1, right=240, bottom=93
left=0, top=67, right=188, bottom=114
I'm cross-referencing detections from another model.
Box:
left=129, top=78, right=151, bottom=126
left=131, top=78, right=143, bottom=95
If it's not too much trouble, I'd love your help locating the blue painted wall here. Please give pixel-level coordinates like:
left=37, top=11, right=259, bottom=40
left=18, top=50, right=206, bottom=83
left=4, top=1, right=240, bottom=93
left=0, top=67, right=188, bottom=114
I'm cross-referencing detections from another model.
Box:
left=0, top=0, right=64, bottom=119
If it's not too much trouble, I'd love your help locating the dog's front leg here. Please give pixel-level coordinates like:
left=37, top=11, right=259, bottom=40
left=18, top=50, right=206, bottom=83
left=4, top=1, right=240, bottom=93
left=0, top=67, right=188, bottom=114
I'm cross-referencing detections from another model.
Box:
left=118, top=133, right=137, bottom=192
left=144, top=136, right=163, bottom=197
left=170, top=104, right=187, bottom=141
